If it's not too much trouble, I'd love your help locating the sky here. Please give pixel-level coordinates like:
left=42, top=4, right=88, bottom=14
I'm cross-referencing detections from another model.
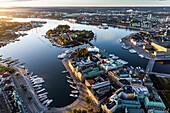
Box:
left=0, top=0, right=169, bottom=7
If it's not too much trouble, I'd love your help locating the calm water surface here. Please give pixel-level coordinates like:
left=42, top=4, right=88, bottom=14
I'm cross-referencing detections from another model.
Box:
left=0, top=18, right=169, bottom=107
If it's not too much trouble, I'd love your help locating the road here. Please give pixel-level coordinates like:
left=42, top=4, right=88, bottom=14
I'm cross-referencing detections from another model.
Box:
left=9, top=65, right=47, bottom=113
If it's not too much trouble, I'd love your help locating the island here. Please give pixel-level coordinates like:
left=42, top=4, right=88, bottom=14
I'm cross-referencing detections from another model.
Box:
left=46, top=25, right=94, bottom=47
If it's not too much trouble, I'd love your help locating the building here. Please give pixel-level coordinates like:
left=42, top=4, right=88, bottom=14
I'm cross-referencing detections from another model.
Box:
left=151, top=42, right=170, bottom=56
left=144, top=88, right=166, bottom=111
left=86, top=75, right=113, bottom=105
left=102, top=86, right=141, bottom=113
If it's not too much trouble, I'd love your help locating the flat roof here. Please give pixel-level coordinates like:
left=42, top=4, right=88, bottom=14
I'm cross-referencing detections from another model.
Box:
left=126, top=108, right=145, bottom=113
left=154, top=42, right=170, bottom=48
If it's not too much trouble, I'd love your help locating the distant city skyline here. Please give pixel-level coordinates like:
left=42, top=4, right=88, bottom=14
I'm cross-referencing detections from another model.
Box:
left=0, top=0, right=169, bottom=7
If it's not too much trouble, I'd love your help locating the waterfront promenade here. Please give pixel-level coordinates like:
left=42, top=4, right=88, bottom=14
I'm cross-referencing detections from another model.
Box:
left=0, top=62, right=47, bottom=113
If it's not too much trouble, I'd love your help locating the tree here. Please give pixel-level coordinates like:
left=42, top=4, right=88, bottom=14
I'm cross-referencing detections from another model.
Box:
left=97, top=107, right=103, bottom=113
left=85, top=96, right=90, bottom=103
left=88, top=108, right=93, bottom=112
left=23, top=88, right=27, bottom=92
left=28, top=97, right=32, bottom=102
left=81, top=109, right=87, bottom=113
left=76, top=108, right=81, bottom=113
left=72, top=108, right=77, bottom=113
left=15, top=72, right=20, bottom=76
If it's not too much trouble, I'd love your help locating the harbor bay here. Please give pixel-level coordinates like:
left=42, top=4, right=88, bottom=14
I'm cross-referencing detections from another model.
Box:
left=0, top=17, right=169, bottom=108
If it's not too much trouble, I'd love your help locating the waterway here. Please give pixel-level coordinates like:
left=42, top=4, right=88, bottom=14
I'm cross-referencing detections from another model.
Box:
left=0, top=17, right=169, bottom=107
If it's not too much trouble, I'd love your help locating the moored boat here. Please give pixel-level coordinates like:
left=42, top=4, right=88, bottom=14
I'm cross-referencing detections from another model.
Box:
left=45, top=99, right=53, bottom=107
left=42, top=99, right=49, bottom=105
left=139, top=54, right=144, bottom=58
left=69, top=94, right=78, bottom=98
left=129, top=49, right=137, bottom=54
left=70, top=84, right=77, bottom=90
left=71, top=90, right=79, bottom=94
left=40, top=97, right=48, bottom=102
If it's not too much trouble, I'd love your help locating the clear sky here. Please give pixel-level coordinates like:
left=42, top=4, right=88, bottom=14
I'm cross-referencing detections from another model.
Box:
left=0, top=0, right=169, bottom=7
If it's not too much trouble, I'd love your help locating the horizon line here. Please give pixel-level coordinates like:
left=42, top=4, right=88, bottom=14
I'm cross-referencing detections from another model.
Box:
left=0, top=5, right=170, bottom=8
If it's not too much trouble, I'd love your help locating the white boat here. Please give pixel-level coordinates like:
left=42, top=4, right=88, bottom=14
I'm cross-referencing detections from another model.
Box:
left=71, top=90, right=79, bottom=94
left=42, top=99, right=49, bottom=105
left=29, top=72, right=34, bottom=77
left=109, top=54, right=119, bottom=60
left=116, top=59, right=128, bottom=65
left=33, top=79, right=45, bottom=85
left=36, top=88, right=45, bottom=94
left=139, top=54, right=144, bottom=58
left=31, top=77, right=43, bottom=82
left=40, top=97, right=48, bottom=102
left=62, top=70, right=68, bottom=74
left=81, top=21, right=89, bottom=24
left=97, top=23, right=108, bottom=29
left=45, top=99, right=53, bottom=107
left=39, top=94, right=47, bottom=99
left=30, top=75, right=38, bottom=79
left=70, top=84, right=77, bottom=90
left=69, top=94, right=78, bottom=98
left=38, top=92, right=48, bottom=97
left=66, top=76, right=71, bottom=79
left=35, top=87, right=42, bottom=91
left=122, top=45, right=129, bottom=49
left=65, top=49, right=73, bottom=54
left=129, top=49, right=137, bottom=54
left=119, top=39, right=122, bottom=43
left=58, top=53, right=66, bottom=59
left=33, top=84, right=42, bottom=88
left=52, top=42, right=57, bottom=46
left=67, top=80, right=73, bottom=84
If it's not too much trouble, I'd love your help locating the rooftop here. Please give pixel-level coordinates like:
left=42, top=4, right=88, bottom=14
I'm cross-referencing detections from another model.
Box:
left=154, top=42, right=170, bottom=48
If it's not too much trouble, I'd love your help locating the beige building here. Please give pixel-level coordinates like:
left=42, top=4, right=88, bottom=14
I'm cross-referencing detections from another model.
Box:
left=151, top=42, right=170, bottom=56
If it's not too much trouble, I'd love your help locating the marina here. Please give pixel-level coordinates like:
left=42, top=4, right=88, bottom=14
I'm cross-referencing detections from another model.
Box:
left=0, top=17, right=169, bottom=108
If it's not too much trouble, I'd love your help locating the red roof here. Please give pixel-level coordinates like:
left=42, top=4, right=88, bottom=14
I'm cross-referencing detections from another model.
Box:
left=2, top=72, right=10, bottom=78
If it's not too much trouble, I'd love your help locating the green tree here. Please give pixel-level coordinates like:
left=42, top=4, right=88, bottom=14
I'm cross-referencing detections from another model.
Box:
left=15, top=72, right=20, bottom=76
left=76, top=108, right=81, bottom=113
left=88, top=108, right=93, bottom=112
left=28, top=97, right=32, bottom=102
left=81, top=109, right=87, bottom=113
left=97, top=107, right=103, bottom=113
left=85, top=96, right=90, bottom=103
left=23, top=88, right=27, bottom=92
left=72, top=108, right=77, bottom=113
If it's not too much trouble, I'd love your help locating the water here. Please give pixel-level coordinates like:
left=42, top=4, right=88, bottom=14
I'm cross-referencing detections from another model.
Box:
left=153, top=61, right=170, bottom=74
left=0, top=18, right=168, bottom=107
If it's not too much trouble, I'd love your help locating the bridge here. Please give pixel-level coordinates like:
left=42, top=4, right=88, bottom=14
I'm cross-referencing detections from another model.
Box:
left=146, top=58, right=155, bottom=74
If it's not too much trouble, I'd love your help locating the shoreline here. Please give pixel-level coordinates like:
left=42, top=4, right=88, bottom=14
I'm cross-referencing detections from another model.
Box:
left=121, top=32, right=170, bottom=75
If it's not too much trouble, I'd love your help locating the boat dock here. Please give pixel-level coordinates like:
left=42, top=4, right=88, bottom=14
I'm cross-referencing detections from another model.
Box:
left=121, top=33, right=170, bottom=77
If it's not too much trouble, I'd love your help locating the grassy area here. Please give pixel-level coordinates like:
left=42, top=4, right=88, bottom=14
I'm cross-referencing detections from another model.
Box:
left=0, top=66, right=15, bottom=73
left=158, top=92, right=170, bottom=109
left=150, top=74, right=170, bottom=109
left=166, top=78, right=170, bottom=82
left=149, top=74, right=170, bottom=90
left=46, top=25, right=94, bottom=47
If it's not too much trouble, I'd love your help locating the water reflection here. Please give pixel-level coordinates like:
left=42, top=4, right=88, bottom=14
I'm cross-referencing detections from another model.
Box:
left=0, top=17, right=169, bottom=107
